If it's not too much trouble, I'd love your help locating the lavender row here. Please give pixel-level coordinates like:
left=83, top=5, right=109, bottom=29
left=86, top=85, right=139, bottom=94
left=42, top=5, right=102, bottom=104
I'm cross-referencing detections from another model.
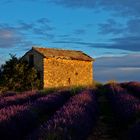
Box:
left=27, top=89, right=98, bottom=140
left=0, top=104, right=37, bottom=140
left=105, top=83, right=140, bottom=122
left=0, top=104, right=29, bottom=122
left=0, top=90, right=71, bottom=140
left=0, top=90, right=47, bottom=109
left=0, top=91, right=17, bottom=98
left=121, top=81, right=140, bottom=98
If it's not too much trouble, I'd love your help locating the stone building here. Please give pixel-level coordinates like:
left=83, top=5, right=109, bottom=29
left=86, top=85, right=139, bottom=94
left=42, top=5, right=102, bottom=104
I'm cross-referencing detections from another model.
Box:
left=22, top=47, right=94, bottom=88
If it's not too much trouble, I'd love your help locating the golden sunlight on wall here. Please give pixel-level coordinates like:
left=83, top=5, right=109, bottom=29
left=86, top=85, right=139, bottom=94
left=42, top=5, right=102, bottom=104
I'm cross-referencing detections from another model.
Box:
left=43, top=58, right=93, bottom=88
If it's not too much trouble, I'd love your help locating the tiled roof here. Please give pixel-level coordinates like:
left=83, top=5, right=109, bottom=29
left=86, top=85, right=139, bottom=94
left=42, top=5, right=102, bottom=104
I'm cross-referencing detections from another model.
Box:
left=32, top=46, right=94, bottom=61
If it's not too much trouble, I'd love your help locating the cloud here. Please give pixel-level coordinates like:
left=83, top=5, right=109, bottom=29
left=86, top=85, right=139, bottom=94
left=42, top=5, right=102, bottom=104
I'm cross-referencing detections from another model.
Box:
left=110, top=36, right=140, bottom=51
left=97, top=18, right=140, bottom=51
left=98, top=19, right=125, bottom=35
left=53, top=38, right=140, bottom=51
left=0, top=24, right=33, bottom=49
left=18, top=21, right=34, bottom=31
left=95, top=54, right=140, bottom=68
left=18, top=18, right=54, bottom=34
left=94, top=54, right=140, bottom=82
left=126, top=18, right=140, bottom=35
left=99, top=18, right=140, bottom=36
left=50, top=0, right=140, bottom=17
left=37, top=18, right=51, bottom=24
left=1, top=1, right=139, bottom=53
left=50, top=0, right=140, bottom=53
left=51, top=0, right=97, bottom=8
left=2, top=0, right=140, bottom=17
left=74, top=29, right=86, bottom=35
left=3, top=0, right=139, bottom=17
left=0, top=28, right=23, bottom=48
left=56, top=28, right=87, bottom=42
left=53, top=41, right=91, bottom=45
left=0, top=18, right=55, bottom=49
left=21, top=20, right=55, bottom=40
left=99, top=0, right=140, bottom=17
left=32, top=27, right=54, bottom=38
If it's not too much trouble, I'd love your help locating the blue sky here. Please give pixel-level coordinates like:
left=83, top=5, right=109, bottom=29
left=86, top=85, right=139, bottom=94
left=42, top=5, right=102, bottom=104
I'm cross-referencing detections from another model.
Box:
left=0, top=0, right=140, bottom=82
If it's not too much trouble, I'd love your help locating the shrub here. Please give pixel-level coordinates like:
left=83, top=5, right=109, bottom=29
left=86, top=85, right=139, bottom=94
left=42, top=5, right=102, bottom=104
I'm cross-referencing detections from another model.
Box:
left=0, top=54, right=41, bottom=92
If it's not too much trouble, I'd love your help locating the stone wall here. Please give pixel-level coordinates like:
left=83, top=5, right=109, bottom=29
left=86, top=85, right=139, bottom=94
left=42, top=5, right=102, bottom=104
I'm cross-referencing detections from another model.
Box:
left=43, top=58, right=93, bottom=88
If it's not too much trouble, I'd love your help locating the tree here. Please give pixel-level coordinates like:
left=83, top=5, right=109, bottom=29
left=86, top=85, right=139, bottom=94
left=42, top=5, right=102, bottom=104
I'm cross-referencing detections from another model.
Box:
left=0, top=54, right=41, bottom=92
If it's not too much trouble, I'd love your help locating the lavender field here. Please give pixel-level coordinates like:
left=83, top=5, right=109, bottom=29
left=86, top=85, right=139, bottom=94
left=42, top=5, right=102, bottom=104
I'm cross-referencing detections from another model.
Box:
left=0, top=82, right=140, bottom=140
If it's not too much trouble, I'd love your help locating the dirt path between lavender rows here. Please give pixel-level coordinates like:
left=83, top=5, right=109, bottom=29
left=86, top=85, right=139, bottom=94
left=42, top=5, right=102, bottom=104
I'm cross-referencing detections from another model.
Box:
left=87, top=93, right=128, bottom=140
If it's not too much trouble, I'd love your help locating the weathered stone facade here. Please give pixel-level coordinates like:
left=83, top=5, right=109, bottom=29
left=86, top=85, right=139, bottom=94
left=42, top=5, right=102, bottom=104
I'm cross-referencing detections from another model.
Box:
left=22, top=47, right=94, bottom=88
left=43, top=58, right=93, bottom=88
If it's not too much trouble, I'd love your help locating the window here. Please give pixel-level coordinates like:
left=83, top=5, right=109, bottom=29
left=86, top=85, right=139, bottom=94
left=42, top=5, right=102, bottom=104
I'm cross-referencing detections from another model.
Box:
left=29, top=54, right=34, bottom=66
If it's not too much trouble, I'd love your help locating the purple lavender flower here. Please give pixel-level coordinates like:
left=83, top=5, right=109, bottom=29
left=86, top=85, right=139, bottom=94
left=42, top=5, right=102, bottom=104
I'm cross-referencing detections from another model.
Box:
left=0, top=91, right=46, bottom=109
left=28, top=89, right=98, bottom=140
left=0, top=90, right=71, bottom=140
left=105, top=83, right=140, bottom=122
left=121, top=81, right=140, bottom=98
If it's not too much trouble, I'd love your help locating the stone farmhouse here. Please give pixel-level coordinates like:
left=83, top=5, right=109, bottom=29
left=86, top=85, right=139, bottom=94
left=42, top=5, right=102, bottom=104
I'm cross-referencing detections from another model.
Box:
left=22, top=47, right=94, bottom=88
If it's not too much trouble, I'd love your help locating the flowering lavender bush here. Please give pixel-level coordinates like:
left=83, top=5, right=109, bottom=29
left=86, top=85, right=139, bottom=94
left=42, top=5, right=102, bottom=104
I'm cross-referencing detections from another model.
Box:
left=105, top=83, right=140, bottom=122
left=0, top=91, right=17, bottom=98
left=0, top=90, right=71, bottom=140
left=121, top=81, right=140, bottom=98
left=104, top=83, right=127, bottom=96
left=32, top=90, right=71, bottom=116
left=27, top=89, right=98, bottom=140
left=0, top=104, right=36, bottom=140
left=0, top=91, right=46, bottom=109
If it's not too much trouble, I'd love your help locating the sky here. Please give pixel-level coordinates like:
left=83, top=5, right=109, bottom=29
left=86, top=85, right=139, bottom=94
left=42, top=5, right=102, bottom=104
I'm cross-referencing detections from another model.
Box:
left=0, top=0, right=140, bottom=82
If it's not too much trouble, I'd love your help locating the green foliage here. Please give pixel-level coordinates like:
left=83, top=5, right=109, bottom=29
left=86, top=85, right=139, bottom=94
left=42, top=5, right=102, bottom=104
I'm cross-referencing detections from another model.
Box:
left=39, top=87, right=57, bottom=95
left=95, top=81, right=103, bottom=88
left=69, top=85, right=85, bottom=96
left=0, top=54, right=41, bottom=92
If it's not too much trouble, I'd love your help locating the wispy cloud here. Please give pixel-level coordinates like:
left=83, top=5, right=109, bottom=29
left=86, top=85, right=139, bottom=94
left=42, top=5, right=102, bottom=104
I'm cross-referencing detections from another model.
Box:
left=51, top=0, right=97, bottom=8
left=0, top=18, right=55, bottom=49
left=18, top=18, right=55, bottom=36
left=46, top=1, right=140, bottom=52
left=0, top=28, right=23, bottom=48
left=94, top=54, right=140, bottom=82
left=98, top=19, right=125, bottom=35
left=74, top=29, right=86, bottom=35
left=126, top=18, right=140, bottom=35
left=50, top=0, right=140, bottom=17
left=53, top=39, right=140, bottom=51
left=1, top=0, right=140, bottom=53
left=4, top=0, right=140, bottom=17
